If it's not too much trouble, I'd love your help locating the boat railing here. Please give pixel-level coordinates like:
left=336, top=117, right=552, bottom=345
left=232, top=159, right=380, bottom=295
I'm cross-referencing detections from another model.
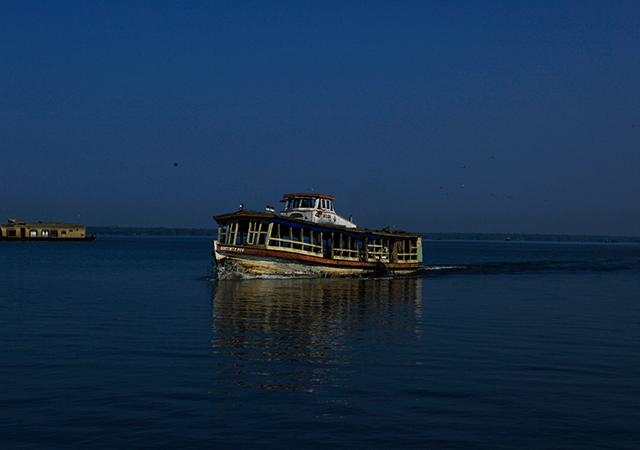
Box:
left=331, top=247, right=359, bottom=261
left=395, top=239, right=420, bottom=263
left=266, top=235, right=324, bottom=255
left=266, top=222, right=324, bottom=256
left=366, top=240, right=389, bottom=262
left=330, top=233, right=360, bottom=261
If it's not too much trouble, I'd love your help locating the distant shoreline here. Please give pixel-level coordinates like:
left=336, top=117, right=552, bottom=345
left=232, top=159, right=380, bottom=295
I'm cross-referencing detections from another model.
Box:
left=87, top=226, right=217, bottom=237
left=419, top=233, right=639, bottom=243
left=86, top=226, right=639, bottom=243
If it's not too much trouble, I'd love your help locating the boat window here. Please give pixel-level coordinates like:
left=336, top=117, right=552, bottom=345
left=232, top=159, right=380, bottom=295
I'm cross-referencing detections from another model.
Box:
left=30, top=230, right=37, bottom=237
left=300, top=198, right=313, bottom=208
left=51, top=230, right=58, bottom=237
left=42, top=230, right=49, bottom=237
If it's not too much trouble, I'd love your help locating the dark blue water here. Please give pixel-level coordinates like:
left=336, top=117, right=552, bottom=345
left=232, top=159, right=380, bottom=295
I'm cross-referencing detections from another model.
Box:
left=2, top=236, right=639, bottom=449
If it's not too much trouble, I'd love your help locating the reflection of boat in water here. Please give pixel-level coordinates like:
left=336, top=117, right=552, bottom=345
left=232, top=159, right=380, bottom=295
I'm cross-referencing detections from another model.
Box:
left=212, top=193, right=423, bottom=279
left=210, top=277, right=422, bottom=391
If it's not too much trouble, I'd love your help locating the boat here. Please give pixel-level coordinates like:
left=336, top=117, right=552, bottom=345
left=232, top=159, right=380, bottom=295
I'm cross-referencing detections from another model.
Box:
left=0, top=219, right=96, bottom=241
left=211, top=193, right=423, bottom=279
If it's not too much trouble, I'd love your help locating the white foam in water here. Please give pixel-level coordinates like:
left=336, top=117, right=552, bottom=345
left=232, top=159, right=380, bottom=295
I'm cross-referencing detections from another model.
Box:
left=421, top=265, right=467, bottom=271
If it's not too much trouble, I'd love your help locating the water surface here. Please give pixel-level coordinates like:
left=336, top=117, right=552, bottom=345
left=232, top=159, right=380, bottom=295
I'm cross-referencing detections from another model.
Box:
left=1, top=237, right=639, bottom=449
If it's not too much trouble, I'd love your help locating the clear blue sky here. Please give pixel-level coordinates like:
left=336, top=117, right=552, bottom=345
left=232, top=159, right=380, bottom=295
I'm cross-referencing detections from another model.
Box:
left=2, top=1, right=639, bottom=235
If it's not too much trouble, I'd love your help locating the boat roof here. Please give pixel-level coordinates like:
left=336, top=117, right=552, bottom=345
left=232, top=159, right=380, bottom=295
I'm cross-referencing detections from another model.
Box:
left=282, top=193, right=335, bottom=201
left=3, top=220, right=83, bottom=227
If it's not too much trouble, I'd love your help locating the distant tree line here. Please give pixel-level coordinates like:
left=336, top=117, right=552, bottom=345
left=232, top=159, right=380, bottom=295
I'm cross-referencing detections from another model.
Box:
left=87, top=226, right=217, bottom=236
left=87, top=226, right=639, bottom=242
left=419, top=233, right=640, bottom=243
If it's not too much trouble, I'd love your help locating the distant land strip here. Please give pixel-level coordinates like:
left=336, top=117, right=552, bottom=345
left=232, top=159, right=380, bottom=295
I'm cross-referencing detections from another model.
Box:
left=87, top=226, right=217, bottom=236
left=87, top=226, right=639, bottom=243
left=419, top=233, right=640, bottom=243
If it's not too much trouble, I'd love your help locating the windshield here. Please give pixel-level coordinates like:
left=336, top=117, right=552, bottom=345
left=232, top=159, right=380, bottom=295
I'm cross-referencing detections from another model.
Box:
left=285, top=198, right=316, bottom=209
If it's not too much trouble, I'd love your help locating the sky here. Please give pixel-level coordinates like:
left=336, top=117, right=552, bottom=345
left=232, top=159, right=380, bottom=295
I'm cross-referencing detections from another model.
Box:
left=2, top=1, right=639, bottom=235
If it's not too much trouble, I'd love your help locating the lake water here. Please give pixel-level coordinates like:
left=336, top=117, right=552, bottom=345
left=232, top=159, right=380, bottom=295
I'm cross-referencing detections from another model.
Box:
left=1, top=236, right=639, bottom=449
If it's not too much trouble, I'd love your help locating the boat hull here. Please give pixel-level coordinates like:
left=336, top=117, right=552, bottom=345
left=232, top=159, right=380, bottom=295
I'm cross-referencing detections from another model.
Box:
left=212, top=241, right=420, bottom=279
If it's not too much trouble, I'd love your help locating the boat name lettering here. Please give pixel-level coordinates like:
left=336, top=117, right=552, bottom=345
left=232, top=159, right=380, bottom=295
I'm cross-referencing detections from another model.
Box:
left=220, top=246, right=244, bottom=253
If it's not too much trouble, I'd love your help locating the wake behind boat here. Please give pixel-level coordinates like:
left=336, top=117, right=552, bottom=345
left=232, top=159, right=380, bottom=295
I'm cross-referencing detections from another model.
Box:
left=212, top=193, right=422, bottom=279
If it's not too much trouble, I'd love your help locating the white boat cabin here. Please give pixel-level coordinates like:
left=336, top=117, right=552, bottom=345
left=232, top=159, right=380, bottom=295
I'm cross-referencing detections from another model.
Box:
left=279, top=193, right=357, bottom=229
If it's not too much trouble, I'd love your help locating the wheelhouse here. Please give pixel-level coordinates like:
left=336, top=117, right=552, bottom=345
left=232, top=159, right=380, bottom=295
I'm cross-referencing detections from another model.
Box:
left=279, top=193, right=355, bottom=229
left=282, top=194, right=334, bottom=213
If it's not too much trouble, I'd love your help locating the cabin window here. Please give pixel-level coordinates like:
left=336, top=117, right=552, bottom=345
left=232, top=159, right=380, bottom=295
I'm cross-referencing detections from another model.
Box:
left=7, top=229, right=16, bottom=237
left=51, top=230, right=58, bottom=237
left=42, top=230, right=49, bottom=237
left=322, top=236, right=331, bottom=254
left=30, top=230, right=37, bottom=237
left=236, top=220, right=250, bottom=244
left=300, top=198, right=313, bottom=208
left=246, top=220, right=269, bottom=245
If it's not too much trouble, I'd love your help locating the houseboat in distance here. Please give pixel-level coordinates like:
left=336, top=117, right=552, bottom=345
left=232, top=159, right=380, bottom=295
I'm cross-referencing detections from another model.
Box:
left=0, top=219, right=96, bottom=241
left=212, top=193, right=423, bottom=279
